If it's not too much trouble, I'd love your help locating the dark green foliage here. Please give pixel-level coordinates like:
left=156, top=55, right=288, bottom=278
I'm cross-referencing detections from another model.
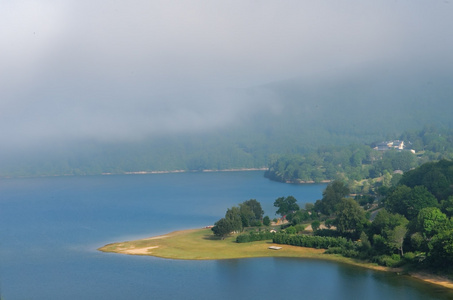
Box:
left=236, top=231, right=275, bottom=243
left=241, top=199, right=264, bottom=221
left=427, top=229, right=453, bottom=267
left=263, top=216, right=271, bottom=226
left=239, top=204, right=254, bottom=228
left=284, top=226, right=297, bottom=234
left=314, top=229, right=342, bottom=238
left=220, top=199, right=265, bottom=231
left=369, top=209, right=409, bottom=256
left=273, top=196, right=299, bottom=217
left=415, top=207, right=449, bottom=239
left=265, top=127, right=453, bottom=185
left=355, top=195, right=375, bottom=206
left=225, top=206, right=243, bottom=232
left=385, top=185, right=438, bottom=220
left=211, top=218, right=234, bottom=239
left=441, top=196, right=453, bottom=218
left=273, top=233, right=352, bottom=249
left=370, top=209, right=408, bottom=237
left=399, top=159, right=453, bottom=201
left=311, top=220, right=321, bottom=232
left=265, top=144, right=375, bottom=183
left=372, top=254, right=402, bottom=268
left=315, top=180, right=350, bottom=216
left=334, top=198, right=368, bottom=234
left=288, top=209, right=313, bottom=225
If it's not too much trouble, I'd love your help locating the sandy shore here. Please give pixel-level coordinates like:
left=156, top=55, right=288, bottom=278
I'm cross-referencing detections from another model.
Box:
left=409, top=272, right=453, bottom=290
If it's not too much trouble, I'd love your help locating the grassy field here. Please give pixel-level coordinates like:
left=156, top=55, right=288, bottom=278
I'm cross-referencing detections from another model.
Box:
left=98, top=228, right=453, bottom=290
left=99, top=228, right=382, bottom=267
left=98, top=228, right=328, bottom=260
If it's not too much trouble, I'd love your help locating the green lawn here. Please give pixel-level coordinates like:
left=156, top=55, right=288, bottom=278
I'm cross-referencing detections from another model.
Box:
left=98, top=228, right=328, bottom=260
left=98, top=228, right=453, bottom=290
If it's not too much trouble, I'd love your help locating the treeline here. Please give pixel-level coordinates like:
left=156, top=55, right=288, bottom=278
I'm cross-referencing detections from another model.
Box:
left=236, top=231, right=275, bottom=243
left=272, top=234, right=351, bottom=249
left=265, top=126, right=453, bottom=184
left=3, top=66, right=453, bottom=178
left=211, top=199, right=268, bottom=239
left=273, top=160, right=453, bottom=271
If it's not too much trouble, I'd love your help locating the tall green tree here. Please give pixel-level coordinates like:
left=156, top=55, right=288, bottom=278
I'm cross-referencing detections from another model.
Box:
left=225, top=206, right=243, bottom=232
left=316, top=180, right=350, bottom=215
left=239, top=204, right=255, bottom=227
left=334, top=198, right=367, bottom=235
left=211, top=218, right=233, bottom=239
left=241, top=199, right=264, bottom=221
left=387, top=225, right=408, bottom=256
left=274, top=196, right=299, bottom=217
left=385, top=185, right=438, bottom=220
left=427, top=229, right=453, bottom=267
left=415, top=207, right=449, bottom=240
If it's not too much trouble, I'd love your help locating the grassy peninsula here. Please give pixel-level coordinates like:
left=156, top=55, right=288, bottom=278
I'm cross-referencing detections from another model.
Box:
left=98, top=228, right=453, bottom=290
left=98, top=228, right=388, bottom=270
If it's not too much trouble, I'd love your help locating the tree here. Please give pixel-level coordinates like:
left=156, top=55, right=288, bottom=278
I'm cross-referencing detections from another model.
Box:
left=225, top=206, right=243, bottom=232
left=370, top=209, right=408, bottom=237
left=241, top=199, right=264, bottom=221
left=334, top=198, right=367, bottom=235
left=387, top=225, right=408, bottom=256
left=311, top=220, right=321, bottom=232
left=211, top=218, right=234, bottom=239
left=385, top=185, right=438, bottom=220
left=427, top=229, right=453, bottom=267
left=317, top=180, right=350, bottom=215
left=369, top=209, right=409, bottom=256
left=416, top=207, right=449, bottom=239
left=274, top=196, right=299, bottom=217
left=239, top=204, right=254, bottom=227
left=263, top=216, right=271, bottom=226
left=441, top=196, right=453, bottom=218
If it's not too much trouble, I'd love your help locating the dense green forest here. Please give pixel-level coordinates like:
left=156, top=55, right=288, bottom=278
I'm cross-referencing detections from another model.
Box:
left=265, top=126, right=453, bottom=187
left=225, top=160, right=453, bottom=273
left=1, top=68, right=452, bottom=177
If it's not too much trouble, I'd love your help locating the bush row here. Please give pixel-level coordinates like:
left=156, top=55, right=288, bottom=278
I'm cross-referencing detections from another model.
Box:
left=272, top=233, right=352, bottom=249
left=236, top=231, right=275, bottom=243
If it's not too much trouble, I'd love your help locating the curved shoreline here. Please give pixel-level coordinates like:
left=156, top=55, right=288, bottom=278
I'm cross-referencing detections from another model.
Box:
left=98, top=228, right=453, bottom=291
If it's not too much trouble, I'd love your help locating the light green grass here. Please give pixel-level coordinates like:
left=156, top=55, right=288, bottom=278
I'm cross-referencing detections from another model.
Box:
left=99, top=229, right=373, bottom=265
left=98, top=228, right=453, bottom=290
left=99, top=228, right=327, bottom=260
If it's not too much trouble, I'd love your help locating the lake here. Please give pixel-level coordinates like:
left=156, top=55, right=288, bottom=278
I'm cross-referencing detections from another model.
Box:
left=1, top=171, right=452, bottom=299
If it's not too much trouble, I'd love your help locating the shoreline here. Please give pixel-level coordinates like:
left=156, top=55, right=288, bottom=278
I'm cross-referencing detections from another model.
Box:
left=98, top=228, right=453, bottom=291
left=114, top=167, right=268, bottom=175
left=0, top=167, right=269, bottom=180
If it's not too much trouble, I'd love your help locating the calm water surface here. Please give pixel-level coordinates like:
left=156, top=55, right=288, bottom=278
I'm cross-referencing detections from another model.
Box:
left=1, top=171, right=452, bottom=299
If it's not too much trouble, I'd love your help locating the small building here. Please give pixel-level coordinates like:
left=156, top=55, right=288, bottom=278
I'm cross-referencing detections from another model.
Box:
left=374, top=140, right=405, bottom=151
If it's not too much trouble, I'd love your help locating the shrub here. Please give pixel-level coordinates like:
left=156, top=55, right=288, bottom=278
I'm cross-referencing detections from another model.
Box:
left=273, top=233, right=350, bottom=249
left=373, top=255, right=402, bottom=267
left=236, top=231, right=275, bottom=243
left=294, top=224, right=306, bottom=232
left=311, top=220, right=321, bottom=232
left=403, top=252, right=416, bottom=263
left=315, top=229, right=341, bottom=237
left=251, top=220, right=262, bottom=227
left=285, top=226, right=297, bottom=234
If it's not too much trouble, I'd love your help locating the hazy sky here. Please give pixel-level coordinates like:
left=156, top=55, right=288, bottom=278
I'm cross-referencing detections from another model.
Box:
left=2, top=1, right=452, bottom=147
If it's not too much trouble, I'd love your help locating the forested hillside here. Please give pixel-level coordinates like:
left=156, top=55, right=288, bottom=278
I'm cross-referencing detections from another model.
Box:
left=265, top=126, right=453, bottom=184
left=1, top=67, right=452, bottom=177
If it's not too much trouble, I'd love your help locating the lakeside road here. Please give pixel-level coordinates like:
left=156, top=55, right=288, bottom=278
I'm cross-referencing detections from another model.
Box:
left=98, top=228, right=453, bottom=291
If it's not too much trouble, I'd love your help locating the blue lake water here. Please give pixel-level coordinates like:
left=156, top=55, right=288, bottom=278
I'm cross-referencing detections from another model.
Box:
left=1, top=171, right=453, bottom=299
